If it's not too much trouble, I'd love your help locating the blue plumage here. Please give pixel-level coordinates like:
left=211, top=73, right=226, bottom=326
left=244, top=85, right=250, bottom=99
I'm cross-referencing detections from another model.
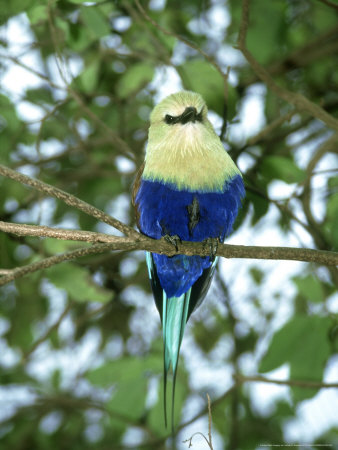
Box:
left=135, top=175, right=244, bottom=297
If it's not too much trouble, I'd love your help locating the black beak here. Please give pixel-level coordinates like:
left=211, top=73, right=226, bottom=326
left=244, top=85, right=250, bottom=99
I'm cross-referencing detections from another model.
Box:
left=180, top=106, right=198, bottom=124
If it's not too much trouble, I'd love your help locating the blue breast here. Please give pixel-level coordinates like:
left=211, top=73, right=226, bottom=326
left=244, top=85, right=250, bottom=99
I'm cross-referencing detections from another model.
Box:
left=135, top=175, right=245, bottom=296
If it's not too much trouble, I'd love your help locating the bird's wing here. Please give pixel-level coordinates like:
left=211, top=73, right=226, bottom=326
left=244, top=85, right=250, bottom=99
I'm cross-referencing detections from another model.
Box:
left=131, top=161, right=145, bottom=229
left=187, top=256, right=218, bottom=319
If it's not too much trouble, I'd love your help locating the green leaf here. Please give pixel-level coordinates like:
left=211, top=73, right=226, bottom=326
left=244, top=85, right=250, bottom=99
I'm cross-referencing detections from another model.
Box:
left=25, top=87, right=54, bottom=105
left=108, top=376, right=148, bottom=420
left=246, top=189, right=269, bottom=225
left=293, top=274, right=325, bottom=303
left=259, top=316, right=331, bottom=401
left=179, top=59, right=238, bottom=118
left=27, top=4, right=48, bottom=25
left=116, top=63, right=155, bottom=99
left=261, top=156, right=306, bottom=184
left=0, top=0, right=35, bottom=24
left=250, top=267, right=265, bottom=285
left=80, top=6, right=111, bottom=39
left=47, top=262, right=113, bottom=302
left=78, top=60, right=100, bottom=93
left=86, top=355, right=162, bottom=386
left=246, top=0, right=286, bottom=64
left=87, top=354, right=163, bottom=422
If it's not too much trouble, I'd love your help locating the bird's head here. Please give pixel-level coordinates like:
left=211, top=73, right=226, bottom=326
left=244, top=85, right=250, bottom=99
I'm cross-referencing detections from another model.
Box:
left=143, top=90, right=240, bottom=190
left=147, top=91, right=212, bottom=155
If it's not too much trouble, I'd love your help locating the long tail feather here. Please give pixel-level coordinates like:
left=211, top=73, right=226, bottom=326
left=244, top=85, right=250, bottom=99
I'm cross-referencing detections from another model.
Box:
left=162, top=290, right=191, bottom=431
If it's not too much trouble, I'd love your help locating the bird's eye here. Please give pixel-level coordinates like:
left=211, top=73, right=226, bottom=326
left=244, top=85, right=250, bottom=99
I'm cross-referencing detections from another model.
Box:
left=165, top=114, right=175, bottom=125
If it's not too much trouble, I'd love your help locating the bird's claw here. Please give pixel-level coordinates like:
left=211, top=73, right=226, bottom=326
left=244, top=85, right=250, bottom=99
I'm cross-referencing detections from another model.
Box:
left=203, top=237, right=219, bottom=259
left=164, top=234, right=181, bottom=252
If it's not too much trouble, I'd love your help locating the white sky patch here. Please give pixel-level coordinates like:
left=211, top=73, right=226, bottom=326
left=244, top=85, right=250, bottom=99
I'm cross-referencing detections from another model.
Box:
left=149, top=0, right=166, bottom=10
left=16, top=101, right=45, bottom=122
left=115, top=155, right=136, bottom=173
left=150, top=66, right=183, bottom=102
left=113, top=16, right=132, bottom=33
left=229, top=83, right=266, bottom=144
left=0, top=385, right=37, bottom=422
left=39, top=411, right=63, bottom=435
left=208, top=110, right=223, bottom=135
left=1, top=14, right=40, bottom=94
left=249, top=365, right=291, bottom=417
left=26, top=327, right=104, bottom=388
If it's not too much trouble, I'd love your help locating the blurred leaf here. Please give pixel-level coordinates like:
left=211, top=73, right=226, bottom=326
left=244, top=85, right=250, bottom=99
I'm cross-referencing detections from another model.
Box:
left=261, top=156, right=306, bottom=183
left=293, top=274, right=325, bottom=303
left=250, top=267, right=264, bottom=285
left=108, top=377, right=148, bottom=420
left=86, top=355, right=162, bottom=386
left=27, top=4, right=48, bottom=25
left=117, top=63, right=155, bottom=99
left=246, top=0, right=286, bottom=64
left=78, top=60, right=100, bottom=93
left=259, top=315, right=331, bottom=401
left=246, top=189, right=269, bottom=225
left=80, top=5, right=111, bottom=39
left=48, top=262, right=113, bottom=302
left=179, top=59, right=238, bottom=118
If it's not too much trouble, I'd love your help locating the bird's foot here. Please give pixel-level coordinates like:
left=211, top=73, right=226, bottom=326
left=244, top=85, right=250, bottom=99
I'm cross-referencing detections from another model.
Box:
left=163, top=234, right=181, bottom=252
left=203, top=237, right=219, bottom=259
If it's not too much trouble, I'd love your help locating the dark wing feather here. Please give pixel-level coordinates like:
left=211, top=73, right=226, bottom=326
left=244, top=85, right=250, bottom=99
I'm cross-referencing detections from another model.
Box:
left=187, top=257, right=218, bottom=319
left=146, top=253, right=164, bottom=320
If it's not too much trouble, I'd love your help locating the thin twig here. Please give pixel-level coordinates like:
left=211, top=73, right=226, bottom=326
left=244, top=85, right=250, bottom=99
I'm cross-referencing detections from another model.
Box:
left=0, top=164, right=138, bottom=237
left=0, top=243, right=117, bottom=286
left=182, top=394, right=214, bottom=449
left=316, top=0, right=338, bottom=11
left=207, top=394, right=213, bottom=449
left=234, top=374, right=338, bottom=389
left=237, top=0, right=338, bottom=131
left=134, top=0, right=230, bottom=119
left=22, top=302, right=72, bottom=361
left=46, top=0, right=135, bottom=159
left=135, top=0, right=224, bottom=79
left=246, top=109, right=296, bottom=147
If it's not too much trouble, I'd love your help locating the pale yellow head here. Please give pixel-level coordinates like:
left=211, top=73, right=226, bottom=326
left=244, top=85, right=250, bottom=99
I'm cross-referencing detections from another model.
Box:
left=143, top=91, right=241, bottom=192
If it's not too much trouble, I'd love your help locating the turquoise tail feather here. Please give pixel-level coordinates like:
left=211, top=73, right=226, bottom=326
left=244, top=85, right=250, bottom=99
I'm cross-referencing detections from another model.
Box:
left=146, top=251, right=214, bottom=430
left=162, top=289, right=191, bottom=431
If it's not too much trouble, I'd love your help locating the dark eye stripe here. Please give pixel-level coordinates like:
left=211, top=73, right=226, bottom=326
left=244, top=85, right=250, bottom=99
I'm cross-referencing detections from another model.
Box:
left=164, top=108, right=203, bottom=125
left=165, top=114, right=180, bottom=125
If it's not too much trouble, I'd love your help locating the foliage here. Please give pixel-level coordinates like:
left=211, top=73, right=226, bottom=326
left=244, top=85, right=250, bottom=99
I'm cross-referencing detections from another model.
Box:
left=0, top=0, right=337, bottom=449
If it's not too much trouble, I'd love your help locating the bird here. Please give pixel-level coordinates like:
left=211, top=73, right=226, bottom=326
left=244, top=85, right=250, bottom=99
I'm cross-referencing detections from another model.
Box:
left=132, top=90, right=245, bottom=429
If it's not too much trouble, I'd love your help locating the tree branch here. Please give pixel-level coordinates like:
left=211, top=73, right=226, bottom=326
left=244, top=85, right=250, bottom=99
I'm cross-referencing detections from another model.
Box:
left=237, top=0, right=338, bottom=131
left=234, top=374, right=338, bottom=389
left=0, top=164, right=138, bottom=238
left=316, top=0, right=338, bottom=11
left=0, top=243, right=117, bottom=286
left=1, top=220, right=337, bottom=265
left=1, top=219, right=337, bottom=286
